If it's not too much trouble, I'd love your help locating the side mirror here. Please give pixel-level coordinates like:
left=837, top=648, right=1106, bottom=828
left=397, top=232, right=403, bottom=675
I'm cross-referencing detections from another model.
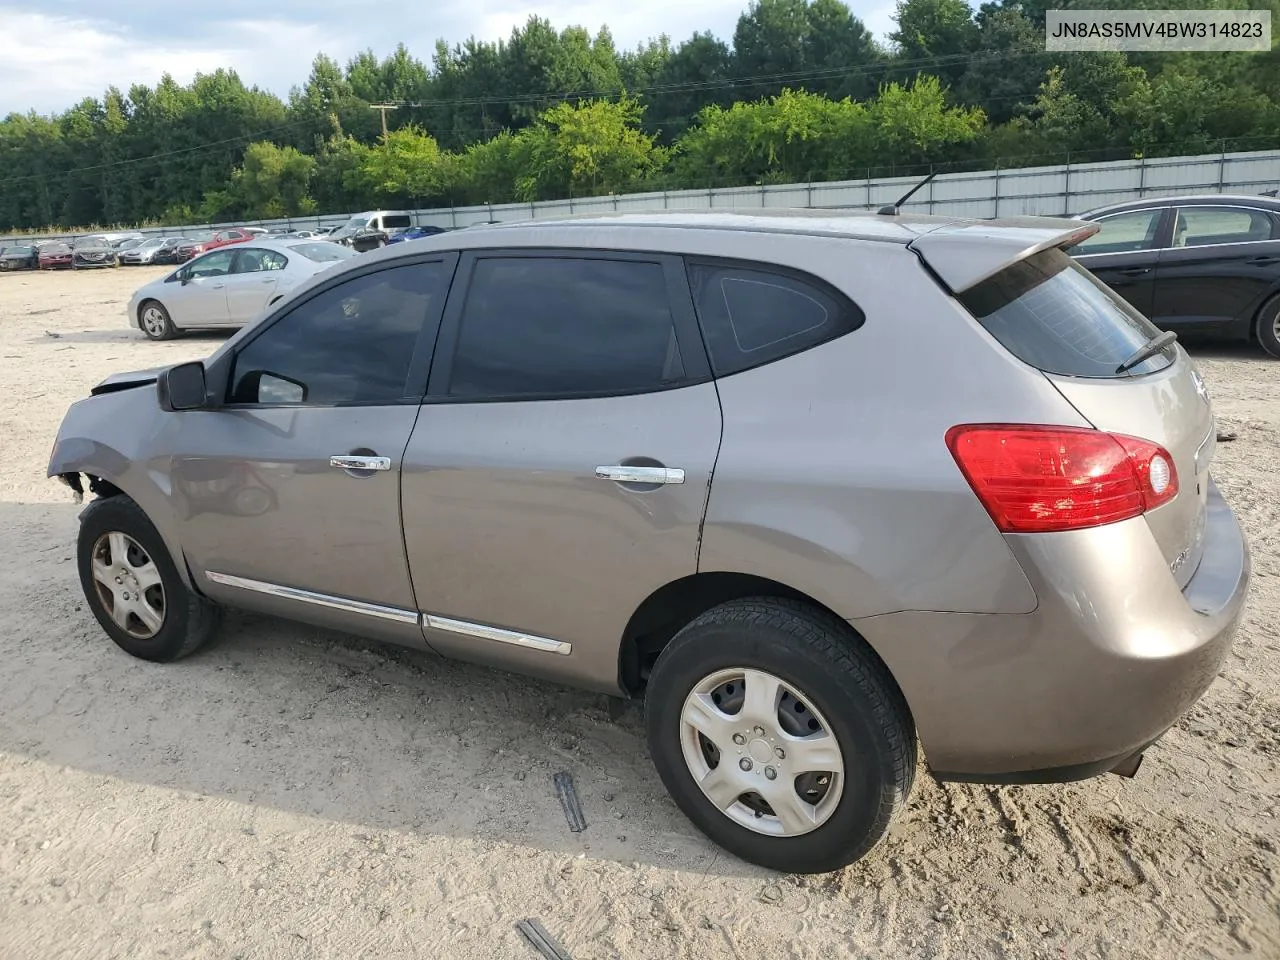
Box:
left=158, top=361, right=207, bottom=412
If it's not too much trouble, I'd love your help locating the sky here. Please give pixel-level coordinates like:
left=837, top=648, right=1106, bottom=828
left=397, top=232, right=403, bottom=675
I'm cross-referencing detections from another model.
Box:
left=0, top=0, right=900, bottom=117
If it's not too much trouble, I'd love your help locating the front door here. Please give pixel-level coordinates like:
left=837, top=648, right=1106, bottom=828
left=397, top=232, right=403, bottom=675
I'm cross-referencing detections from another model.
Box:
left=223, top=247, right=286, bottom=324
left=401, top=251, right=723, bottom=693
left=1151, top=204, right=1280, bottom=334
left=169, top=255, right=456, bottom=642
left=168, top=249, right=237, bottom=327
left=1073, top=207, right=1169, bottom=319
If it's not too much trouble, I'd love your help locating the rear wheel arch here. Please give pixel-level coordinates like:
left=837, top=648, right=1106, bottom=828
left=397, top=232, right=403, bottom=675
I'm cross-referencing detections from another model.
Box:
left=618, top=572, right=910, bottom=711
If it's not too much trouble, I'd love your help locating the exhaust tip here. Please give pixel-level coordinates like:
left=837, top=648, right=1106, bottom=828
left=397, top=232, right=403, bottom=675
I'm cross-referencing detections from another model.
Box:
left=1109, top=752, right=1144, bottom=779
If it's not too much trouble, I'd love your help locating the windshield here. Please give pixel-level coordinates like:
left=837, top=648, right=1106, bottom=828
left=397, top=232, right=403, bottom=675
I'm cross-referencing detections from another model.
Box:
left=5, top=245, right=34, bottom=255
left=289, top=242, right=357, bottom=262
left=73, top=237, right=108, bottom=250
left=137, top=238, right=165, bottom=249
left=958, top=248, right=1176, bottom=379
left=186, top=231, right=213, bottom=242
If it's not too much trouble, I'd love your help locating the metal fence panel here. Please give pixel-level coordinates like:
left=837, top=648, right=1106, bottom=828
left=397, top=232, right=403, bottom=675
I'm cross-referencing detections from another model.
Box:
left=6, top=148, right=1280, bottom=244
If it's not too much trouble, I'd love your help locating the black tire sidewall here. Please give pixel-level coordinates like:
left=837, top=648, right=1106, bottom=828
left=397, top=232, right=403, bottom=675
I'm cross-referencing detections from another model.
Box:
left=646, top=612, right=907, bottom=873
left=77, top=498, right=196, bottom=662
left=1258, top=299, right=1280, bottom=358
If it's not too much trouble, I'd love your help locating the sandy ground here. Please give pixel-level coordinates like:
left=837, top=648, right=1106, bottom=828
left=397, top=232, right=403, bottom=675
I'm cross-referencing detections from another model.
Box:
left=0, top=266, right=1276, bottom=960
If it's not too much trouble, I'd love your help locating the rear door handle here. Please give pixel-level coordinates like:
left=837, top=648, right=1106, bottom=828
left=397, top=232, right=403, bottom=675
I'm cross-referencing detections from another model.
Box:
left=1248, top=256, right=1280, bottom=266
left=211, top=283, right=225, bottom=289
left=595, top=465, right=685, bottom=485
left=330, top=455, right=391, bottom=472
left=1117, top=267, right=1151, bottom=277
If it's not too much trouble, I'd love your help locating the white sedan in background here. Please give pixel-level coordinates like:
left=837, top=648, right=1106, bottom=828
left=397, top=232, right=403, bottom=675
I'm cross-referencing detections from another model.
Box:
left=126, top=239, right=357, bottom=340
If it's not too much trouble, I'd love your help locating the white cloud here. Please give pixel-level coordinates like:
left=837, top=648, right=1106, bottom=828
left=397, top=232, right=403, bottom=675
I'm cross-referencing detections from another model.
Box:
left=0, top=1, right=903, bottom=116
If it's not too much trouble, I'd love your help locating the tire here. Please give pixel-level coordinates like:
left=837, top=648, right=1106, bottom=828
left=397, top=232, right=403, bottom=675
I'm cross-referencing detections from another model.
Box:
left=77, top=495, right=221, bottom=662
left=1257, top=297, right=1280, bottom=359
left=138, top=300, right=176, bottom=341
left=645, top=597, right=916, bottom=874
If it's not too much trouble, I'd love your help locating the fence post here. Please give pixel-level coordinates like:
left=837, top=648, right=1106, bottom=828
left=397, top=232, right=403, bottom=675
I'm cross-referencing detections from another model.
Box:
left=1064, top=152, right=1071, bottom=213
left=613, top=193, right=619, bottom=211
left=993, top=162, right=1001, bottom=219
left=664, top=190, right=669, bottom=210
left=760, top=182, right=766, bottom=208
left=928, top=164, right=935, bottom=215
left=806, top=182, right=813, bottom=208
left=865, top=168, right=871, bottom=208
left=450, top=205, right=457, bottom=229
left=1218, top=141, right=1227, bottom=192
left=1138, top=154, right=1146, bottom=197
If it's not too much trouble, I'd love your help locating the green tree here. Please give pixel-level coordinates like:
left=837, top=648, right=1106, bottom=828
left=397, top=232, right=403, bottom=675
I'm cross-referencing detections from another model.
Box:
left=225, top=141, right=317, bottom=217
left=513, top=96, right=665, bottom=200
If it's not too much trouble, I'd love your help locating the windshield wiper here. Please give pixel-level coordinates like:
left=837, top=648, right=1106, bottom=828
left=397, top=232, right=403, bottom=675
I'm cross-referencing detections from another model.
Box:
left=1116, top=330, right=1177, bottom=374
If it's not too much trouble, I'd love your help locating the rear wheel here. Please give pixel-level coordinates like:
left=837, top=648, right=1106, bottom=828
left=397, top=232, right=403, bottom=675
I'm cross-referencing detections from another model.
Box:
left=645, top=598, right=916, bottom=873
left=139, top=300, right=176, bottom=340
left=1257, top=297, right=1280, bottom=359
left=77, top=496, right=220, bottom=662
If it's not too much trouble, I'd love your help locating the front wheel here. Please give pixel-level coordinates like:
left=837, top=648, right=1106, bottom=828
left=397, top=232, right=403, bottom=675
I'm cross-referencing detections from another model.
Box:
left=1257, top=297, right=1280, bottom=359
left=77, top=496, right=221, bottom=662
left=645, top=598, right=916, bottom=874
left=139, top=300, right=176, bottom=340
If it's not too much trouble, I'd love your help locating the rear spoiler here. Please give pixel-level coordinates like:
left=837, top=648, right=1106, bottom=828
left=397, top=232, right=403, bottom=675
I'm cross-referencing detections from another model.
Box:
left=907, top=218, right=1099, bottom=295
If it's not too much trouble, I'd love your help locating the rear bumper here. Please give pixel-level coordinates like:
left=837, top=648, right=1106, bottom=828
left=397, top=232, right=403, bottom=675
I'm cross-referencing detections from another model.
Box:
left=855, top=478, right=1250, bottom=782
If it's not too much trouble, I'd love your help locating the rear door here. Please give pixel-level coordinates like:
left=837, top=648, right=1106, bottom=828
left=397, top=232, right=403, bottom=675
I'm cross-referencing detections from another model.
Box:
left=401, top=250, right=721, bottom=691
left=1151, top=204, right=1280, bottom=334
left=223, top=247, right=287, bottom=323
left=957, top=247, right=1214, bottom=587
left=1073, top=207, right=1170, bottom=319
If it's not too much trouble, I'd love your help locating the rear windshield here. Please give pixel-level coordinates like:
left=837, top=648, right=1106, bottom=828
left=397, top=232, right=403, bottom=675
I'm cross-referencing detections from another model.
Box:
left=959, top=248, right=1175, bottom=378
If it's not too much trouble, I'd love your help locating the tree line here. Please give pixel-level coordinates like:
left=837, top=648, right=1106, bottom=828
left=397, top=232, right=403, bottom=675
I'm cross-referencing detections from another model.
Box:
left=2, top=0, right=1279, bottom=231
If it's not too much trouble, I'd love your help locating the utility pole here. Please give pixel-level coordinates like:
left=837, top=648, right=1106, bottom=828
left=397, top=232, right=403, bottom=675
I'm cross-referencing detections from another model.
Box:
left=370, top=103, right=395, bottom=139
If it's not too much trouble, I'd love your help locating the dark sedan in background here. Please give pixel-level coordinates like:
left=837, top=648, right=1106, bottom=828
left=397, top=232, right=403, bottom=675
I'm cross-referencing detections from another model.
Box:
left=1074, top=193, right=1280, bottom=357
left=152, top=237, right=190, bottom=265
left=0, top=243, right=38, bottom=270
left=71, top=235, right=118, bottom=269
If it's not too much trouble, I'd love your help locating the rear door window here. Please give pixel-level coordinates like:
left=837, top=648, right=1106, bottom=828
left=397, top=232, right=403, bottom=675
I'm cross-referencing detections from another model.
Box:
left=960, top=247, right=1175, bottom=378
left=382, top=215, right=413, bottom=229
left=445, top=256, right=692, bottom=399
left=1173, top=206, right=1277, bottom=246
left=685, top=259, right=864, bottom=377
left=1074, top=209, right=1165, bottom=255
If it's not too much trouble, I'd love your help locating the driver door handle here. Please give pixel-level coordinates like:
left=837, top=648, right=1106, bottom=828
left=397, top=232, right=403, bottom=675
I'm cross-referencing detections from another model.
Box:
left=330, top=455, right=391, bottom=472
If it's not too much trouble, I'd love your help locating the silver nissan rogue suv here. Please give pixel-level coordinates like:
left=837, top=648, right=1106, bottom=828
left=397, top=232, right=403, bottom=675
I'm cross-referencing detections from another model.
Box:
left=48, top=210, right=1251, bottom=874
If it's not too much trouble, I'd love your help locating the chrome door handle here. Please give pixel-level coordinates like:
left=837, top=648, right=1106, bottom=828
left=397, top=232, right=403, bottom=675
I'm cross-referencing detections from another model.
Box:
left=595, top=465, right=685, bottom=485
left=261, top=278, right=275, bottom=283
left=211, top=283, right=225, bottom=289
left=330, top=455, right=391, bottom=471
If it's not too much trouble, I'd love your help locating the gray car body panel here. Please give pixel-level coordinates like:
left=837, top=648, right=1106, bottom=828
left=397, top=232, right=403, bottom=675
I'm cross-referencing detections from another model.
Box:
left=48, top=210, right=1251, bottom=778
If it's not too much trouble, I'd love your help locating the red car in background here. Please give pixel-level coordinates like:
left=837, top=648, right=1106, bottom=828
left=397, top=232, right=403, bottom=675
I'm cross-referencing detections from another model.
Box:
left=204, top=228, right=256, bottom=251
left=37, top=241, right=73, bottom=269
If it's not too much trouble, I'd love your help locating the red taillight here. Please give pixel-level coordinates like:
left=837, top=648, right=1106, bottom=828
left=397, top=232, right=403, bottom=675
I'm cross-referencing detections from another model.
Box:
left=945, top=424, right=1178, bottom=534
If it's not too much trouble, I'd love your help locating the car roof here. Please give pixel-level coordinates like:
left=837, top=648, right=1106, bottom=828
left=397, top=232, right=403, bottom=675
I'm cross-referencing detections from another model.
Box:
left=1078, top=194, right=1280, bottom=218
left=348, top=209, right=1094, bottom=294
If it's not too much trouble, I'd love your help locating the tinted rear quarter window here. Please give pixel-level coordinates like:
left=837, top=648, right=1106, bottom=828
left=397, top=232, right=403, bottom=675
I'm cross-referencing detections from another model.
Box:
left=447, top=256, right=687, bottom=399
left=960, top=248, right=1174, bottom=378
left=685, top=259, right=864, bottom=376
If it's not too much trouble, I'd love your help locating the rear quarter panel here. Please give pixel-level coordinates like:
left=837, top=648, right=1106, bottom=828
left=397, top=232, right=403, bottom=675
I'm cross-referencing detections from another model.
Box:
left=699, top=237, right=1092, bottom=618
